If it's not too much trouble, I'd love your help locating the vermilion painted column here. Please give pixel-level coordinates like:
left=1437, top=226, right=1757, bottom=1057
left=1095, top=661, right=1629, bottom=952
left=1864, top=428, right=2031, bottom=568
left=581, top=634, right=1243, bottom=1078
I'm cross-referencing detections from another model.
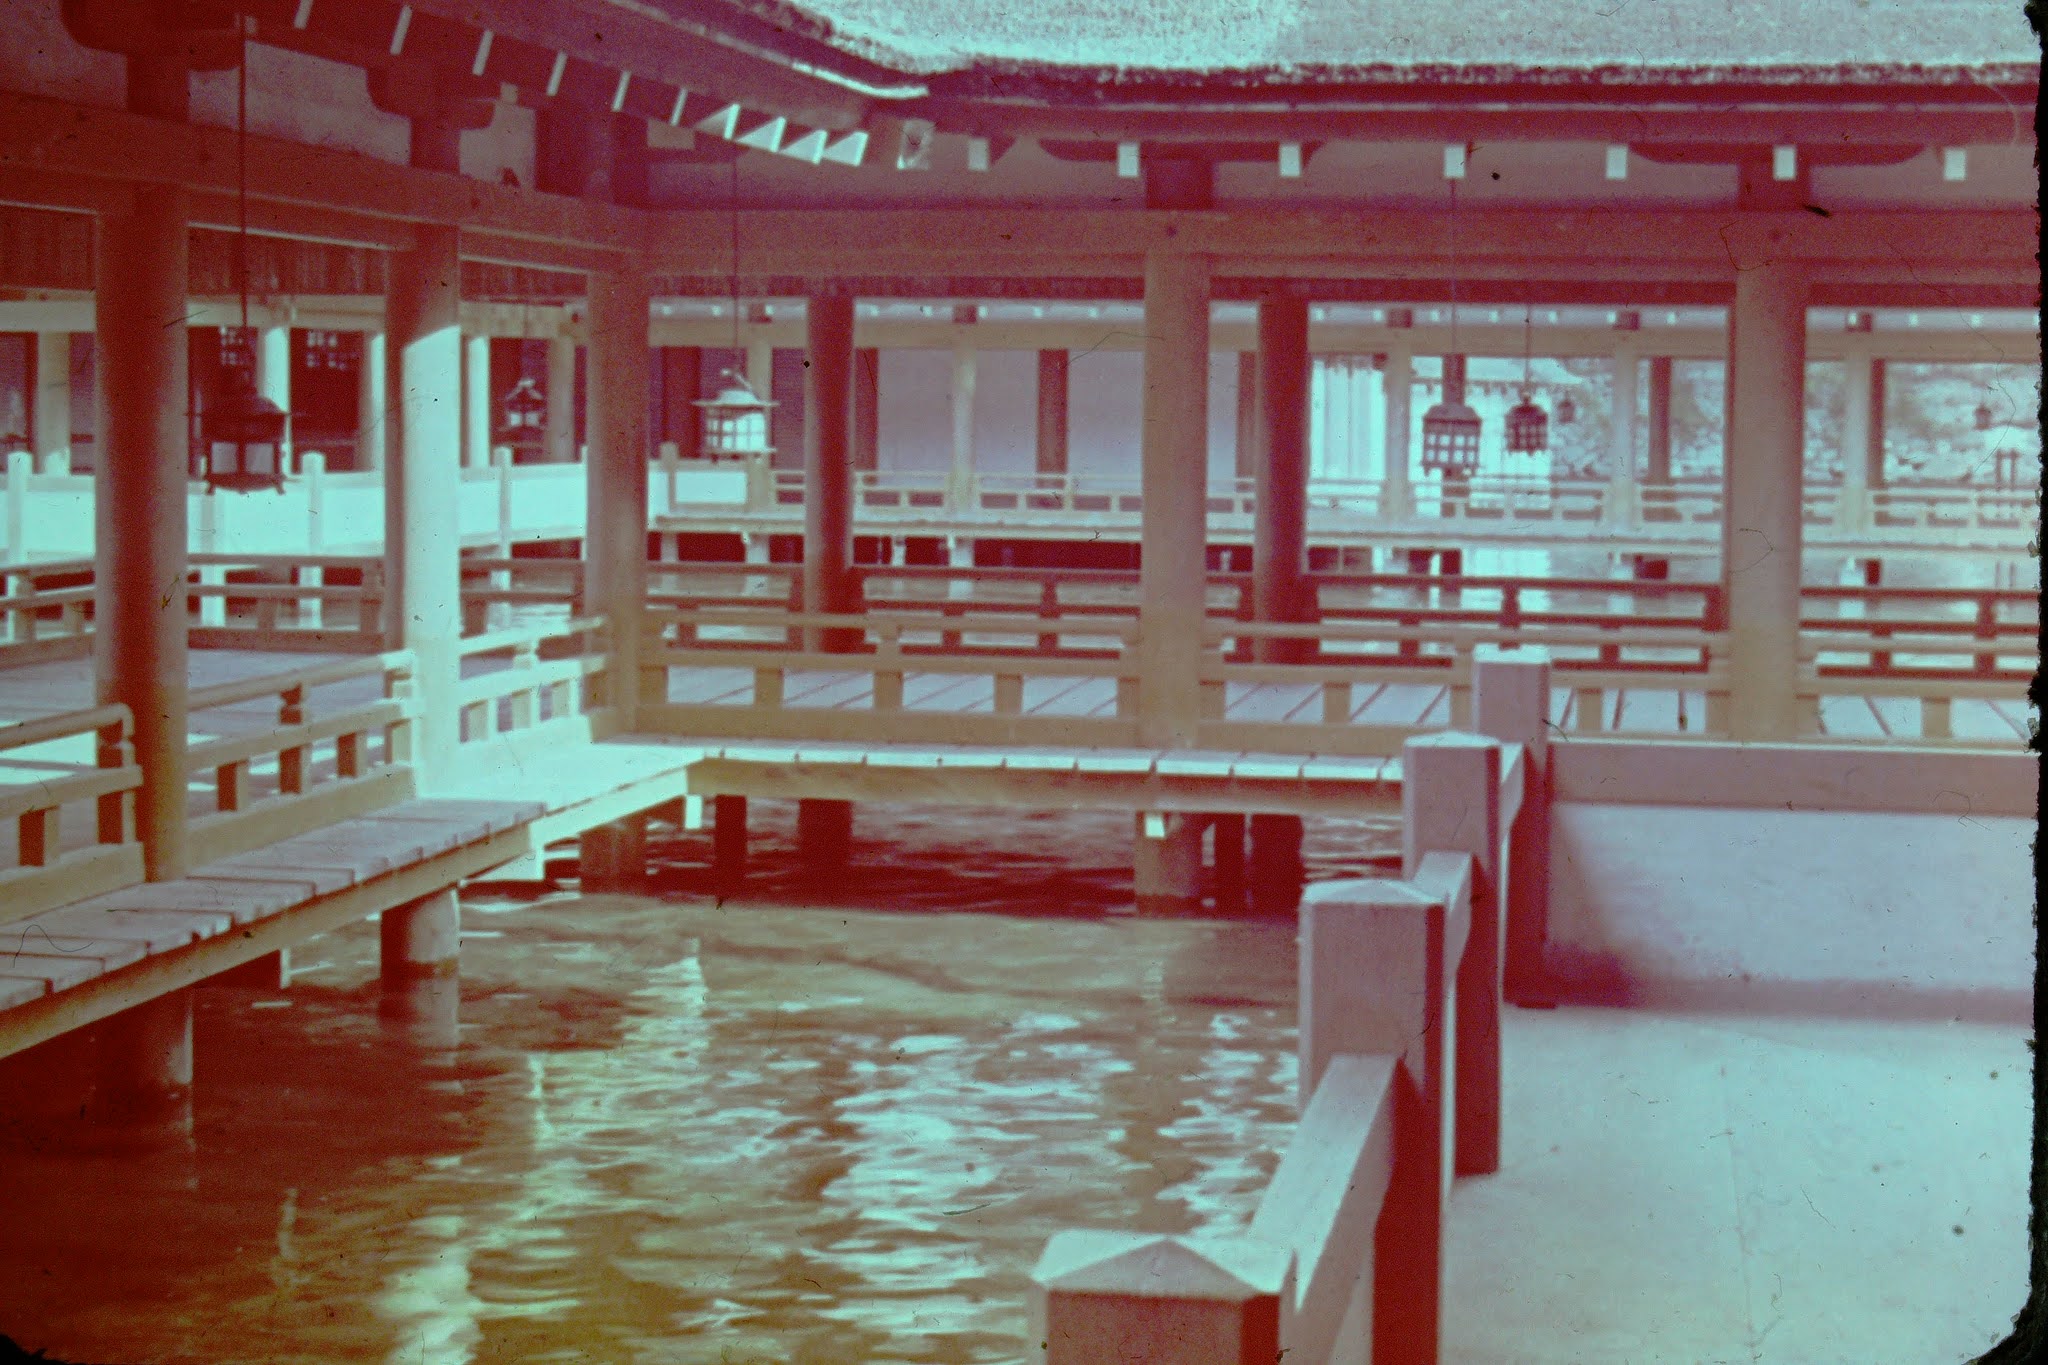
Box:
left=1137, top=252, right=1211, bottom=749
left=1253, top=294, right=1311, bottom=665
left=1380, top=310, right=1416, bottom=520
left=383, top=225, right=464, bottom=783
left=577, top=270, right=653, bottom=890
left=1250, top=295, right=1311, bottom=913
left=852, top=346, right=881, bottom=474
left=803, top=292, right=856, bottom=649
left=95, top=184, right=190, bottom=880
left=1645, top=355, right=1674, bottom=486
left=462, top=331, right=492, bottom=469
left=33, top=332, right=70, bottom=466
left=544, top=333, right=576, bottom=463
left=1234, top=349, right=1259, bottom=481
left=1036, top=349, right=1069, bottom=477
left=1724, top=259, right=1808, bottom=741
left=801, top=291, right=857, bottom=871
left=356, top=329, right=386, bottom=470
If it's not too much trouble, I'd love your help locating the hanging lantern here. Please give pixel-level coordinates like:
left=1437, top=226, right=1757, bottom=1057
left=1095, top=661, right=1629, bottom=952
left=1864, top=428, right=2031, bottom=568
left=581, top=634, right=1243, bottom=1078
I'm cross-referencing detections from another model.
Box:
left=1505, top=390, right=1551, bottom=454
left=1974, top=401, right=1994, bottom=432
left=695, top=369, right=775, bottom=461
left=1420, top=353, right=1483, bottom=475
left=199, top=368, right=288, bottom=494
left=494, top=376, right=547, bottom=451
left=1420, top=398, right=1484, bottom=474
left=1556, top=394, right=1578, bottom=426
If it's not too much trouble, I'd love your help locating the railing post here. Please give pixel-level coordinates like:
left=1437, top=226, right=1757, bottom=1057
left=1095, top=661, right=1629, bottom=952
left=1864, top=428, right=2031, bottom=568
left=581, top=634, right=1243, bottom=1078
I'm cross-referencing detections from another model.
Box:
left=1401, top=731, right=1504, bottom=1178
left=96, top=713, right=134, bottom=845
left=1474, top=645, right=1554, bottom=1007
left=490, top=445, right=514, bottom=632
left=5, top=449, right=30, bottom=564
left=1031, top=1231, right=1291, bottom=1365
left=278, top=683, right=308, bottom=794
left=300, top=450, right=327, bottom=628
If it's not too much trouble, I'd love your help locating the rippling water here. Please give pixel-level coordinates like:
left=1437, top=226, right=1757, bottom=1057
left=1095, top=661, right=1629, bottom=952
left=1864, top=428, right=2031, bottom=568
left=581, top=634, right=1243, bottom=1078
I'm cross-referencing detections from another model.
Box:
left=0, top=806, right=1398, bottom=1364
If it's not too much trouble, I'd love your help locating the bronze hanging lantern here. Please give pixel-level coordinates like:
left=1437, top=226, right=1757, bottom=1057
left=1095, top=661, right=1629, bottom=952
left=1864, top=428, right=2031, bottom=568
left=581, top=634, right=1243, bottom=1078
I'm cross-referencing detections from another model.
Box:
left=695, top=369, right=776, bottom=460
left=1974, top=401, right=1994, bottom=432
left=1556, top=394, right=1578, bottom=426
left=200, top=366, right=288, bottom=493
left=199, top=12, right=285, bottom=495
left=1503, top=304, right=1549, bottom=455
left=494, top=375, right=547, bottom=451
left=1421, top=353, right=1483, bottom=474
left=1505, top=391, right=1550, bottom=454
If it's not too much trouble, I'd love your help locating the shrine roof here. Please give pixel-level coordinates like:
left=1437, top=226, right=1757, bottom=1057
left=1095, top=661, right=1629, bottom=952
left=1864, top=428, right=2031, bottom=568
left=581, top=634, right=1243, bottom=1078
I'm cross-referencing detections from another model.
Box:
left=690, top=0, right=2041, bottom=87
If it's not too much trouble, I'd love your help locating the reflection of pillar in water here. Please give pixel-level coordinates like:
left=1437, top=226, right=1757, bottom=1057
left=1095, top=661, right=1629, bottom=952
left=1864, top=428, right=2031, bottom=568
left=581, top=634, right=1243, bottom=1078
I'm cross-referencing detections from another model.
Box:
left=379, top=975, right=461, bottom=1051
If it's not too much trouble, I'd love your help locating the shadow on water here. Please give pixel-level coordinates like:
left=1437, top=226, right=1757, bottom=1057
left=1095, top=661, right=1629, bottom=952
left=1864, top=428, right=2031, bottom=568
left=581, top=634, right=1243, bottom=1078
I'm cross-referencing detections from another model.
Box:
left=0, top=803, right=1403, bottom=1364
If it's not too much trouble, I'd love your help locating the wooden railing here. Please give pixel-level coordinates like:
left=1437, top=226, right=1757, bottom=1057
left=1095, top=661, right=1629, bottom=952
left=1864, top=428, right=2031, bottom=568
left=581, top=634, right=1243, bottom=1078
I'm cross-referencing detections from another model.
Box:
left=0, top=702, right=143, bottom=923
left=184, top=651, right=416, bottom=865
left=454, top=615, right=612, bottom=746
left=1032, top=702, right=1536, bottom=1364
left=0, top=558, right=95, bottom=661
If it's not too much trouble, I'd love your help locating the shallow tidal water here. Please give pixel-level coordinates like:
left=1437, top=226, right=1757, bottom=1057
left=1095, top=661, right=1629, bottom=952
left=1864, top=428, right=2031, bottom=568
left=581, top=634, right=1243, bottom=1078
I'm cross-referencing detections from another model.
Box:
left=0, top=805, right=1400, bottom=1364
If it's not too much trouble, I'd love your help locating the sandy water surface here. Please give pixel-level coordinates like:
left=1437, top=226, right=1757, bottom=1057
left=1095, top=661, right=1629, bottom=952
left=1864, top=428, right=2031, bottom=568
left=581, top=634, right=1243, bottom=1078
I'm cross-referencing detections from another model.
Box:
left=0, top=805, right=1399, bottom=1364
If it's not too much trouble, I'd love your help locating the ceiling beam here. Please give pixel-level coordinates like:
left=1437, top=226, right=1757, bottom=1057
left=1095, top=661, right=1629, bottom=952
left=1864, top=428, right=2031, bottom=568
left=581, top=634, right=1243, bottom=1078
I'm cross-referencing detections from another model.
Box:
left=0, top=89, right=641, bottom=260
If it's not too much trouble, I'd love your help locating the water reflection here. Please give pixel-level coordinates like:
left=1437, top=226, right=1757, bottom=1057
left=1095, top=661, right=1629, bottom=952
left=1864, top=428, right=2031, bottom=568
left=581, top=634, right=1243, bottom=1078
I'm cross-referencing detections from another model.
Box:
left=0, top=805, right=1374, bottom=1364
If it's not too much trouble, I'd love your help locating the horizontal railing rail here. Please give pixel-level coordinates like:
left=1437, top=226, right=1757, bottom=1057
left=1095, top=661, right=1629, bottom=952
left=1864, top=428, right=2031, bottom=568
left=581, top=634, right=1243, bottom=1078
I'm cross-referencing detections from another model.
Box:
left=0, top=702, right=143, bottom=922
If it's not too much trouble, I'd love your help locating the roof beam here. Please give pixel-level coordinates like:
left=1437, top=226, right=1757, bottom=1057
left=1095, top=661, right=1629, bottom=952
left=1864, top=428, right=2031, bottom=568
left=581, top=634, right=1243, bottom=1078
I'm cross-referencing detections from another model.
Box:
left=0, top=89, right=639, bottom=262
left=641, top=208, right=2037, bottom=287
left=916, top=102, right=2033, bottom=149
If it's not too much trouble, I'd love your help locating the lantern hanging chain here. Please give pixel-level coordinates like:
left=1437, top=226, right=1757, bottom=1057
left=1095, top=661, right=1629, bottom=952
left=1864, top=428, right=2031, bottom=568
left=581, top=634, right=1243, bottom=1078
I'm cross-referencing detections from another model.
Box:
left=728, top=152, right=741, bottom=361
left=1447, top=178, right=1458, bottom=364
left=237, top=11, right=250, bottom=339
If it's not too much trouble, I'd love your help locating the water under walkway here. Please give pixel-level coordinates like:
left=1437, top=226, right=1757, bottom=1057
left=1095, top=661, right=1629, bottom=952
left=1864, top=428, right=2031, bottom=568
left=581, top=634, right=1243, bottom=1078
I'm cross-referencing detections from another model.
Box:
left=0, top=805, right=2026, bottom=1365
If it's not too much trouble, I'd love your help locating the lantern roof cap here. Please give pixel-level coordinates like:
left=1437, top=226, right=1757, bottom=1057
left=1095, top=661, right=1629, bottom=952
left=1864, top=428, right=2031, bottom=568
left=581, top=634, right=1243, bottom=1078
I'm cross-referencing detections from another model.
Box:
left=696, top=370, right=778, bottom=410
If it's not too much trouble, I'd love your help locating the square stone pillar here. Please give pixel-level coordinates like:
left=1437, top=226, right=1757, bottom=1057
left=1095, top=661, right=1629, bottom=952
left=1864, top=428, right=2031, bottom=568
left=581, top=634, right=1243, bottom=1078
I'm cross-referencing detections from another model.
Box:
left=1137, top=251, right=1212, bottom=749
left=94, top=184, right=190, bottom=880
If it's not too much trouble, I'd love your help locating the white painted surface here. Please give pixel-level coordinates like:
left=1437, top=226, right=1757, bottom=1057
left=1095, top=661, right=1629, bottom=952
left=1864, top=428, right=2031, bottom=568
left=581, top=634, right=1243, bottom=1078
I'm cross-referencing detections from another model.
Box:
left=1547, top=804, right=2034, bottom=1006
